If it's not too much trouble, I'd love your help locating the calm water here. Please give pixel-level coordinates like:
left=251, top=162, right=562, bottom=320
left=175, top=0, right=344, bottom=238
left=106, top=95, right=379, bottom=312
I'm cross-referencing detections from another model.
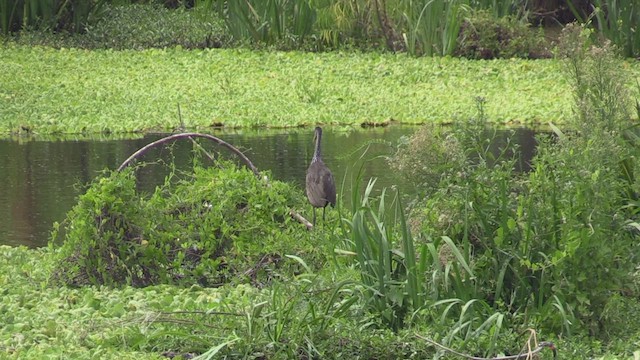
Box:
left=0, top=126, right=537, bottom=248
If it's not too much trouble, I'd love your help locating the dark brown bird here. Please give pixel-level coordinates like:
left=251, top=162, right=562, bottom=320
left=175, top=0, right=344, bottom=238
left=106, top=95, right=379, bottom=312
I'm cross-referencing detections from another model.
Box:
left=306, top=126, right=336, bottom=226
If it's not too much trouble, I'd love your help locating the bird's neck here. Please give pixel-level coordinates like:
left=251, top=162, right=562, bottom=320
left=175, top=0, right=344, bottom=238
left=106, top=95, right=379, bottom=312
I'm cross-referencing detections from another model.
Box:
left=312, top=133, right=322, bottom=163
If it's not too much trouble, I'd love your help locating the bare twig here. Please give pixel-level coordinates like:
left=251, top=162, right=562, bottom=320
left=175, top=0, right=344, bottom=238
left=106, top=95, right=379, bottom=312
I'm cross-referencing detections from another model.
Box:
left=290, top=209, right=313, bottom=230
left=176, top=105, right=216, bottom=162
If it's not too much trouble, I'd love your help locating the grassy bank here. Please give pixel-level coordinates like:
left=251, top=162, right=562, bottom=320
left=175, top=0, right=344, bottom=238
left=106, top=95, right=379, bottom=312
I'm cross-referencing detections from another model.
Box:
left=4, top=44, right=639, bottom=136
left=2, top=14, right=640, bottom=360
left=1, top=242, right=637, bottom=359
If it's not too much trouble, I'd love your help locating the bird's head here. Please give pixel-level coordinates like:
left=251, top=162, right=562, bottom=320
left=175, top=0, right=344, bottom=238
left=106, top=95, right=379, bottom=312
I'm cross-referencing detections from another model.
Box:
left=313, top=126, right=322, bottom=143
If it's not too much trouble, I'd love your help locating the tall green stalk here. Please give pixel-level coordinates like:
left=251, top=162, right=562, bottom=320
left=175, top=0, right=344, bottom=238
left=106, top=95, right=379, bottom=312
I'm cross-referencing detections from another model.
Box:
left=342, top=177, right=425, bottom=331
left=399, top=0, right=469, bottom=56
left=0, top=0, right=106, bottom=34
left=0, top=0, right=19, bottom=33
left=567, top=0, right=640, bottom=58
left=593, top=0, right=640, bottom=58
left=206, top=0, right=316, bottom=46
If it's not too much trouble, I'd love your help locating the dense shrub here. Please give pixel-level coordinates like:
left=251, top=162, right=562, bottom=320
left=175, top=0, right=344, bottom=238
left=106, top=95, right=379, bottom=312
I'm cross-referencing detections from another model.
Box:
left=389, top=122, right=464, bottom=194
left=82, top=4, right=230, bottom=50
left=50, top=162, right=316, bottom=287
left=4, top=2, right=553, bottom=58
left=399, top=26, right=640, bottom=337
left=9, top=4, right=231, bottom=50
left=455, top=10, right=548, bottom=59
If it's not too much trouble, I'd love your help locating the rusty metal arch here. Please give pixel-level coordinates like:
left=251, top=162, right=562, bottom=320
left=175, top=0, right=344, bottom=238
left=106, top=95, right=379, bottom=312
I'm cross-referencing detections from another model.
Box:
left=117, top=132, right=259, bottom=176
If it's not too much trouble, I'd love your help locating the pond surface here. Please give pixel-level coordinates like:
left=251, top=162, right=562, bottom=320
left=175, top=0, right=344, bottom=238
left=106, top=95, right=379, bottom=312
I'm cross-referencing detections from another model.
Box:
left=0, top=126, right=537, bottom=248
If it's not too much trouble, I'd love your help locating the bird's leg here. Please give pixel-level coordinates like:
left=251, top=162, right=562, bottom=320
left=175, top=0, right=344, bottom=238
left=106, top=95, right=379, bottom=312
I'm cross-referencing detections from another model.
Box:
left=312, top=207, right=317, bottom=227
left=322, top=206, right=327, bottom=224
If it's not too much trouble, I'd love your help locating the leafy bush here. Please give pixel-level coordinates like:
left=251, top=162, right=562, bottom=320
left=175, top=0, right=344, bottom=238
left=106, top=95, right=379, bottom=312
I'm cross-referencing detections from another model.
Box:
left=50, top=162, right=315, bottom=287
left=389, top=122, right=464, bottom=194
left=402, top=24, right=640, bottom=337
left=455, top=10, right=548, bottom=59
left=8, top=3, right=231, bottom=50
left=82, top=4, right=230, bottom=50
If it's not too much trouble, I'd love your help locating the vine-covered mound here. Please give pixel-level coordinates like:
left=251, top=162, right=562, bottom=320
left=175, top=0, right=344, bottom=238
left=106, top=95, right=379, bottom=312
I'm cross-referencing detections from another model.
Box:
left=50, top=164, right=316, bottom=287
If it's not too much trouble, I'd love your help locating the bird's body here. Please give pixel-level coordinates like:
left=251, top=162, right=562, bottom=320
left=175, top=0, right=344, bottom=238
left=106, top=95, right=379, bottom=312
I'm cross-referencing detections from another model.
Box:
left=306, top=127, right=336, bottom=226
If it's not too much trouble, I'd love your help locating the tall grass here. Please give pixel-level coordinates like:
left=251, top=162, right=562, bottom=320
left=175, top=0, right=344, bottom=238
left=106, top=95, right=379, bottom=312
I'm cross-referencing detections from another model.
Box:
left=312, top=0, right=378, bottom=49
left=197, top=0, right=469, bottom=54
left=397, top=0, right=469, bottom=56
left=199, top=0, right=316, bottom=46
left=388, top=24, right=640, bottom=336
left=339, top=168, right=509, bottom=354
left=0, top=0, right=107, bottom=34
left=340, top=177, right=425, bottom=331
left=567, top=0, right=640, bottom=58
left=469, top=0, right=523, bottom=18
left=592, top=0, right=640, bottom=58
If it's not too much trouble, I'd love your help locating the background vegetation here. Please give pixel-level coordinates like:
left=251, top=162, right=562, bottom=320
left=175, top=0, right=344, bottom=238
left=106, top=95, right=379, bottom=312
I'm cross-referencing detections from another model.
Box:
left=2, top=25, right=640, bottom=358
left=2, top=1, right=639, bottom=136
left=1, top=0, right=638, bottom=58
left=1, top=0, right=640, bottom=358
left=4, top=44, right=639, bottom=136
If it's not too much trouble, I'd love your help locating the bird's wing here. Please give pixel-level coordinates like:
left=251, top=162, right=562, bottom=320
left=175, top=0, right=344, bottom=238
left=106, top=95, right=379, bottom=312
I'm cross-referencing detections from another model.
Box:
left=306, top=162, right=336, bottom=207
left=321, top=169, right=336, bottom=206
left=306, top=165, right=325, bottom=207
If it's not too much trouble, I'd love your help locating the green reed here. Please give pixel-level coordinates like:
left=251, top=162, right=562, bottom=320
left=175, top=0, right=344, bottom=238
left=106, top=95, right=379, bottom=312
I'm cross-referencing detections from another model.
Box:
left=593, top=0, right=640, bottom=58
left=567, top=0, right=640, bottom=58
left=398, top=0, right=469, bottom=56
left=340, top=175, right=425, bottom=331
left=469, top=0, right=523, bottom=18
left=201, top=0, right=316, bottom=46
left=0, top=0, right=106, bottom=34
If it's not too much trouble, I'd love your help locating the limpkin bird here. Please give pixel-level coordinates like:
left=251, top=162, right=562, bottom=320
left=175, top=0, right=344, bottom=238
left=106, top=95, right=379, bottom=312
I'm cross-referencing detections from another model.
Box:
left=306, top=126, right=336, bottom=226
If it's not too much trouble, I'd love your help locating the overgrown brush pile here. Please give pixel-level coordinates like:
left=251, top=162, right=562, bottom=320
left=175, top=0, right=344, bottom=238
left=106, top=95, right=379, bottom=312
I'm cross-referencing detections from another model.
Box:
left=389, top=24, right=640, bottom=340
left=50, top=163, right=314, bottom=288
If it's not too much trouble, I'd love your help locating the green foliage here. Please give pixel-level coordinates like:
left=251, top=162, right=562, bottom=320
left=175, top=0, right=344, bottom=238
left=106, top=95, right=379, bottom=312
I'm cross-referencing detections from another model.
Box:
left=203, top=0, right=317, bottom=49
left=558, top=23, right=632, bottom=132
left=397, top=0, right=469, bottom=56
left=455, top=10, right=548, bottom=59
left=1, top=45, right=601, bottom=136
left=7, top=4, right=230, bottom=49
left=401, top=25, right=640, bottom=338
left=3, top=1, right=554, bottom=58
left=0, top=0, right=107, bottom=34
left=0, top=244, right=439, bottom=358
left=50, top=161, right=313, bottom=287
left=568, top=0, right=640, bottom=58
left=82, top=4, right=230, bottom=50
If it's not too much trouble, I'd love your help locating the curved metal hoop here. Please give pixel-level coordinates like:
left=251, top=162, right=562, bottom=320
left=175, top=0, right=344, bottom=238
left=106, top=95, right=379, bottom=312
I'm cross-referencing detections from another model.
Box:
left=116, top=132, right=259, bottom=176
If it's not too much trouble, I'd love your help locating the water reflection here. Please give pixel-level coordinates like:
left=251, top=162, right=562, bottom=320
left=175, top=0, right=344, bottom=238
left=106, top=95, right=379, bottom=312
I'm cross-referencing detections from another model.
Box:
left=0, top=126, right=537, bottom=248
